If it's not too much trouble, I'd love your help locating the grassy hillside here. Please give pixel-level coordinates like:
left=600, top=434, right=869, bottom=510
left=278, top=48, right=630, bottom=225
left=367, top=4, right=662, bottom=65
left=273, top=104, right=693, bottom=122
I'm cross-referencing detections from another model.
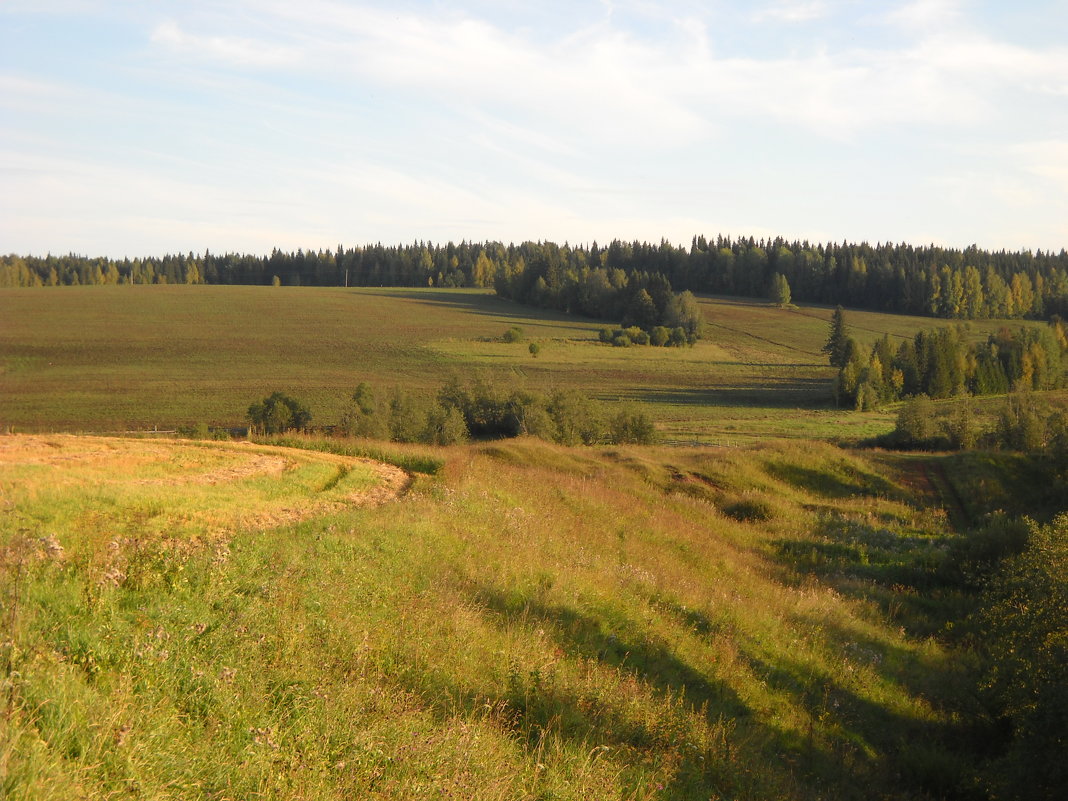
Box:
left=2, top=434, right=986, bottom=800
left=0, top=286, right=1044, bottom=442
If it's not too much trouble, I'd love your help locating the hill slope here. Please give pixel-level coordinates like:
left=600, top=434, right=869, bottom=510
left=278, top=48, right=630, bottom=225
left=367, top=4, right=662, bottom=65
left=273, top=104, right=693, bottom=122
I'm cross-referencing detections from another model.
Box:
left=2, top=435, right=979, bottom=800
left=0, top=286, right=1046, bottom=441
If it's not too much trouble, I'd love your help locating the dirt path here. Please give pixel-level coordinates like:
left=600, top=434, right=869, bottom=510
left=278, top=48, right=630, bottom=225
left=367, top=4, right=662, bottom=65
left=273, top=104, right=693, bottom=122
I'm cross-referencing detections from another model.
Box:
left=888, top=454, right=971, bottom=531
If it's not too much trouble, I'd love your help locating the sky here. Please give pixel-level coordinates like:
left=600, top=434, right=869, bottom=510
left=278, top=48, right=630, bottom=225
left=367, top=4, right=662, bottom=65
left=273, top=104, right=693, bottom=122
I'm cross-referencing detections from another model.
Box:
left=1, top=0, right=1067, bottom=258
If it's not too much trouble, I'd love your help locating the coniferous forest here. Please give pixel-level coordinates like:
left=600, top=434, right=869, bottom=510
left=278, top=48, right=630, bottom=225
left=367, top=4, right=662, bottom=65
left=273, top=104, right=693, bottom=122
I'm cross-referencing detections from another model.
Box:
left=4, top=236, right=1068, bottom=321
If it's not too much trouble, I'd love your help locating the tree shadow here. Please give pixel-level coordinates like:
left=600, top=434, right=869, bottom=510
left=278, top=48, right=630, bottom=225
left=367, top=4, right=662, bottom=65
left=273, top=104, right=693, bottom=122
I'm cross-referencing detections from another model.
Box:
left=768, top=513, right=961, bottom=637
left=374, top=289, right=599, bottom=334
left=630, top=384, right=835, bottom=410
left=470, top=586, right=750, bottom=721
left=764, top=461, right=904, bottom=501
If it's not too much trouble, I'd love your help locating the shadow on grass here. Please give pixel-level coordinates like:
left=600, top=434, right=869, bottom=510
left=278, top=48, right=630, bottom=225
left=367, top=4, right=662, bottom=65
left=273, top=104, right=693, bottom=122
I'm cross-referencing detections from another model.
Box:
left=764, top=461, right=905, bottom=501
left=471, top=587, right=750, bottom=721
left=735, top=647, right=977, bottom=799
left=629, top=384, right=835, bottom=410
left=769, top=513, right=962, bottom=637
left=376, top=289, right=599, bottom=334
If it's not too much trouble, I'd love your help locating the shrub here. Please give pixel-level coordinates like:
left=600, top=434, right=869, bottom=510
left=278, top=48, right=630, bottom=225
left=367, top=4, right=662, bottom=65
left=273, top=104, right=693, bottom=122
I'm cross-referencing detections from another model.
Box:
left=247, top=392, right=311, bottom=434
left=338, top=383, right=389, bottom=439
left=668, top=327, right=689, bottom=347
left=502, top=326, right=524, bottom=343
left=608, top=405, right=658, bottom=444
left=611, top=334, right=631, bottom=348
left=650, top=326, right=670, bottom=347
left=623, top=326, right=649, bottom=345
left=722, top=496, right=775, bottom=522
left=548, top=389, right=606, bottom=445
left=893, top=395, right=937, bottom=446
left=975, top=514, right=1068, bottom=799
left=599, top=328, right=615, bottom=344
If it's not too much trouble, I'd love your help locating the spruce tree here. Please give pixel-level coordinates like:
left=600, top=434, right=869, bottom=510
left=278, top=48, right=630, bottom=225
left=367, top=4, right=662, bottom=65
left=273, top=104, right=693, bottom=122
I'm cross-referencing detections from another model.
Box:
left=822, top=306, right=850, bottom=368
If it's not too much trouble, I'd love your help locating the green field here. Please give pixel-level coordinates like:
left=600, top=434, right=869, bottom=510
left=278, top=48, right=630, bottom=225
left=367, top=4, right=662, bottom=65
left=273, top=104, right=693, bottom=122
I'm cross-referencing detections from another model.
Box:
left=2, top=433, right=997, bottom=800
left=2, top=286, right=1065, bottom=799
left=0, top=286, right=1043, bottom=441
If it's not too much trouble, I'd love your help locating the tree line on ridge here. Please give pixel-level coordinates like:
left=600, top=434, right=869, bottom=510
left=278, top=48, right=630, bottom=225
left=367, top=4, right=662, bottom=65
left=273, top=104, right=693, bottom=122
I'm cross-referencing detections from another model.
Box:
left=5, top=236, right=1068, bottom=321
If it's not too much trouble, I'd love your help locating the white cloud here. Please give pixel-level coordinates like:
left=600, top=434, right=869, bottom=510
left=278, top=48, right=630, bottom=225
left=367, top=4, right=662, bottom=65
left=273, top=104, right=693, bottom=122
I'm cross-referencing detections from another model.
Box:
left=150, top=19, right=300, bottom=68
left=1014, top=141, right=1068, bottom=193
left=751, top=1, right=829, bottom=24
left=885, top=0, right=963, bottom=32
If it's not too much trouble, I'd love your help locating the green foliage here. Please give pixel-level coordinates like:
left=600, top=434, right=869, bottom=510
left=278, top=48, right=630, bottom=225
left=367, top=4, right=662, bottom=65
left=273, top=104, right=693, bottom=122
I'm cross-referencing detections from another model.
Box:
left=11, top=239, right=1068, bottom=325
left=246, top=391, right=311, bottom=434
left=337, top=383, right=389, bottom=439
left=975, top=514, right=1068, bottom=799
left=769, top=272, right=791, bottom=306
left=607, top=405, right=659, bottom=445
left=823, top=306, right=850, bottom=368
left=502, top=326, right=524, bottom=343
left=995, top=392, right=1049, bottom=452
left=893, top=395, right=938, bottom=447
left=722, top=496, right=775, bottom=522
left=528, top=342, right=540, bottom=358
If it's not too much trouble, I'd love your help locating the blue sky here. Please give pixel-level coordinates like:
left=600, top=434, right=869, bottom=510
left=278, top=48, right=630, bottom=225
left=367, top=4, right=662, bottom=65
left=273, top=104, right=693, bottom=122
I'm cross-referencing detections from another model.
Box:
left=2, top=0, right=1066, bottom=258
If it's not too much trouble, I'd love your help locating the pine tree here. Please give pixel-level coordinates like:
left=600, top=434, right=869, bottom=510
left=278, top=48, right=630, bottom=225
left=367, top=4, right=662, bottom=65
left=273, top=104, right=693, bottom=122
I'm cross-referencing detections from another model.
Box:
left=822, top=306, right=850, bottom=368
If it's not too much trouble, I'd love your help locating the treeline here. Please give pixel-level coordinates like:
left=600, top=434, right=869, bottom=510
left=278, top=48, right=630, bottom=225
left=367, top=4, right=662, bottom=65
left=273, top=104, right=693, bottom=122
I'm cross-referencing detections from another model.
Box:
left=5, top=236, right=1068, bottom=320
left=494, top=258, right=703, bottom=340
left=829, top=309, right=1068, bottom=410
left=888, top=391, right=1068, bottom=454
left=246, top=379, right=659, bottom=446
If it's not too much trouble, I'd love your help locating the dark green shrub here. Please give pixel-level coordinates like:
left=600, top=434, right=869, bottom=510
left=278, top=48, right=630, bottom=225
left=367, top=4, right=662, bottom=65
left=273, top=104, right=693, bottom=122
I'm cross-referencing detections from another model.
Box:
left=502, top=326, right=524, bottom=343
left=723, top=496, right=775, bottom=522
left=247, top=392, right=311, bottom=434
left=975, top=514, right=1068, bottom=799
left=608, top=405, right=658, bottom=444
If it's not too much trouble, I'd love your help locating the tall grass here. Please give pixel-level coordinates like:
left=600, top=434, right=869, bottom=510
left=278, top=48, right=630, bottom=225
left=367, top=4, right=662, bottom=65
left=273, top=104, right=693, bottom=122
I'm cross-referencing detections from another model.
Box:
left=1, top=434, right=983, bottom=799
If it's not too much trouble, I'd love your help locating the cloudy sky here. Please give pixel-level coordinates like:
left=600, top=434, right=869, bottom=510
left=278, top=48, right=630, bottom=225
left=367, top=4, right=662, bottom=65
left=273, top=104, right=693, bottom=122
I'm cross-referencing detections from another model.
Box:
left=2, top=0, right=1066, bottom=258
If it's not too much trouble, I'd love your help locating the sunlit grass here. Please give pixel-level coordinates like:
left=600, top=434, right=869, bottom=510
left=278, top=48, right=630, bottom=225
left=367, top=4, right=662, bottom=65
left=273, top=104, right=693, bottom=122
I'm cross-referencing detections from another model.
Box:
left=0, top=286, right=1042, bottom=441
left=0, top=433, right=981, bottom=799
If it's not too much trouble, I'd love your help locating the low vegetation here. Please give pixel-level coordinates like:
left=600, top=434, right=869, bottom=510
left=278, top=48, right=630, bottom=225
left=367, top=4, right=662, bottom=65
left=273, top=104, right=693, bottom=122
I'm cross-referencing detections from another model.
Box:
left=2, top=282, right=1066, bottom=799
left=3, top=434, right=1063, bottom=799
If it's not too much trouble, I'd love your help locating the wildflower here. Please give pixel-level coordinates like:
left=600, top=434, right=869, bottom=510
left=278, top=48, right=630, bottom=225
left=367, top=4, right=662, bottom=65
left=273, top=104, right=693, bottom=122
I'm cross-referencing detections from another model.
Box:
left=39, top=534, right=64, bottom=560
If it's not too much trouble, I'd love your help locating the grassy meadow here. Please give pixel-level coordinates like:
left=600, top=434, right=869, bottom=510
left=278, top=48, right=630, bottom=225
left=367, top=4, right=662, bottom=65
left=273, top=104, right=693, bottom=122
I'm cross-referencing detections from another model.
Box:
left=2, top=433, right=986, bottom=800
left=0, top=285, right=1045, bottom=442
left=2, top=285, right=1063, bottom=799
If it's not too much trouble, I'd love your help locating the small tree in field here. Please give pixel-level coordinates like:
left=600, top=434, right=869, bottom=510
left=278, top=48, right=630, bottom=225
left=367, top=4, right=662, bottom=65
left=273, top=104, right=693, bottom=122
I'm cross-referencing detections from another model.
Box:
left=822, top=306, right=850, bottom=368
left=769, top=273, right=792, bottom=307
left=247, top=392, right=311, bottom=435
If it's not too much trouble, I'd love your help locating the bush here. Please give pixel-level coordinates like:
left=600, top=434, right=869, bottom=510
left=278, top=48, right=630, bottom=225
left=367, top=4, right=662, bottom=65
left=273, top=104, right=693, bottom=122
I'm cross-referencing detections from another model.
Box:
left=608, top=405, right=659, bottom=444
left=548, top=389, right=606, bottom=445
left=502, top=326, right=524, bottom=343
left=650, top=326, right=670, bottom=347
left=893, top=395, right=938, bottom=447
left=975, top=514, right=1068, bottom=799
left=338, top=383, right=389, bottom=439
left=668, top=327, right=689, bottom=347
left=623, top=326, right=649, bottom=345
left=247, top=392, right=311, bottom=434
left=599, top=328, right=615, bottom=344
left=722, top=496, right=775, bottom=522
left=611, top=334, right=631, bottom=348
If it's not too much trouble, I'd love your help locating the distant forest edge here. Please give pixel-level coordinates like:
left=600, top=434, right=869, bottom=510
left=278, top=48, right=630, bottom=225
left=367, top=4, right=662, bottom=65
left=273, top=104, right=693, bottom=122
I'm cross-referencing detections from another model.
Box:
left=4, top=236, right=1068, bottom=320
